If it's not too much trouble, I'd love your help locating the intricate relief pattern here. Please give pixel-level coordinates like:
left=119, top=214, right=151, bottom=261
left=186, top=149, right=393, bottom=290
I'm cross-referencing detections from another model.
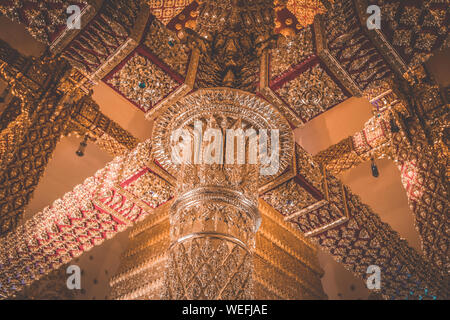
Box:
left=313, top=96, right=449, bottom=273
left=276, top=63, right=348, bottom=122
left=0, top=101, right=74, bottom=236
left=311, top=173, right=448, bottom=300
left=0, top=191, right=127, bottom=299
left=0, top=141, right=174, bottom=298
left=261, top=179, right=318, bottom=217
left=69, top=96, right=139, bottom=157
left=0, top=40, right=85, bottom=236
left=392, top=122, right=449, bottom=272
left=314, top=136, right=364, bottom=176
left=152, top=88, right=294, bottom=186
left=193, top=0, right=274, bottom=91
left=111, top=200, right=326, bottom=300
left=110, top=205, right=170, bottom=300
left=0, top=97, right=22, bottom=132
left=260, top=142, right=448, bottom=299
left=122, top=168, right=173, bottom=209
left=61, top=0, right=142, bottom=75
left=163, top=238, right=252, bottom=300
left=269, top=26, right=315, bottom=81
left=322, top=0, right=393, bottom=91
left=155, top=85, right=299, bottom=299
left=164, top=129, right=260, bottom=299
left=295, top=143, right=323, bottom=193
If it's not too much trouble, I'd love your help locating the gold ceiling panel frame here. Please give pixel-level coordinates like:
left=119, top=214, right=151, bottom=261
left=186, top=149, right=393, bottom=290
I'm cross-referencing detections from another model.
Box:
left=57, top=2, right=152, bottom=89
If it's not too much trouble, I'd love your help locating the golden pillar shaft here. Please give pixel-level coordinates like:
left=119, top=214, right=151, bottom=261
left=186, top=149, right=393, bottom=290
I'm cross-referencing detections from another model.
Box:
left=162, top=130, right=261, bottom=299
left=152, top=88, right=294, bottom=300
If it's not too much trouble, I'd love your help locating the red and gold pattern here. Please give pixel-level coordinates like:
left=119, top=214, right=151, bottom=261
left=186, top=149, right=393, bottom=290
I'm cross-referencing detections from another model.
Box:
left=0, top=0, right=448, bottom=301
left=0, top=138, right=447, bottom=299
left=0, top=39, right=139, bottom=235
left=60, top=0, right=143, bottom=77
left=0, top=0, right=88, bottom=44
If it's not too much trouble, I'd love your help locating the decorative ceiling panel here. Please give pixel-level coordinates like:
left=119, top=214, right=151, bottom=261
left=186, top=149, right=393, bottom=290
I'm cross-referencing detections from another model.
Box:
left=104, top=50, right=181, bottom=112
left=142, top=18, right=190, bottom=78
left=372, top=0, right=449, bottom=69
left=60, top=0, right=142, bottom=77
left=272, top=59, right=350, bottom=122
left=121, top=167, right=173, bottom=208
left=148, top=0, right=194, bottom=25
left=261, top=179, right=319, bottom=217
left=261, top=144, right=326, bottom=224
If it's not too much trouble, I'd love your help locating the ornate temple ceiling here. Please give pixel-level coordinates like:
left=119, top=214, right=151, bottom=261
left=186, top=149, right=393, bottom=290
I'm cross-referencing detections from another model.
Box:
left=372, top=0, right=449, bottom=68
left=103, top=18, right=189, bottom=112
left=267, top=27, right=351, bottom=124
left=0, top=0, right=448, bottom=300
